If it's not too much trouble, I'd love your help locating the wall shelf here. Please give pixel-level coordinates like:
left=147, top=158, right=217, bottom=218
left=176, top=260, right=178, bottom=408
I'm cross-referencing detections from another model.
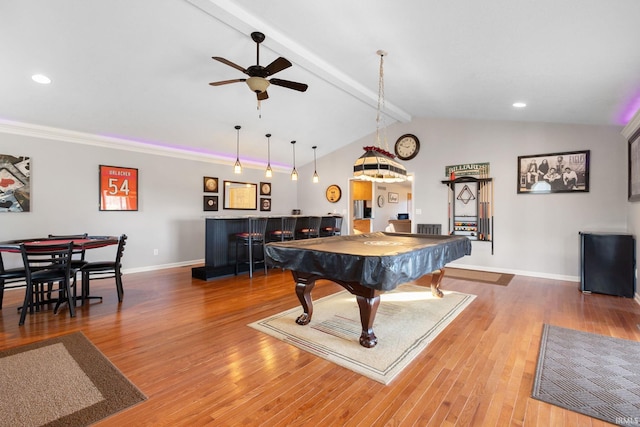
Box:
left=442, top=176, right=494, bottom=254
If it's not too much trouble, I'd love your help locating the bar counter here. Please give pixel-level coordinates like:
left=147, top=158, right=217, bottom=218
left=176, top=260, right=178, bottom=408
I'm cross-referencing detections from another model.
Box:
left=191, top=215, right=340, bottom=280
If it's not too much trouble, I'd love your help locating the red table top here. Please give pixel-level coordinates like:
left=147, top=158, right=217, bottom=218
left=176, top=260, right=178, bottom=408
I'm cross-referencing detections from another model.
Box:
left=0, top=237, right=119, bottom=253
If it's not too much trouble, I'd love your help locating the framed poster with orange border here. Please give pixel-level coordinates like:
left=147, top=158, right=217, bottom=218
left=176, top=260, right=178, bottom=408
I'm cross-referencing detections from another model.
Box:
left=99, top=165, right=138, bottom=211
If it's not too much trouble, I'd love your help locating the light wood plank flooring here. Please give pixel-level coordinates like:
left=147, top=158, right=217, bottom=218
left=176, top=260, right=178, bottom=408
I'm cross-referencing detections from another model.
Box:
left=1, top=266, right=639, bottom=426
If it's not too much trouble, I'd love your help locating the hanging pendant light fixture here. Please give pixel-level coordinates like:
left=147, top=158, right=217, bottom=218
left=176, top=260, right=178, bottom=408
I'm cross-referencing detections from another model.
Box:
left=265, top=133, right=273, bottom=178
left=353, top=50, right=407, bottom=183
left=290, top=140, right=298, bottom=181
left=312, top=146, right=319, bottom=183
left=233, top=125, right=242, bottom=174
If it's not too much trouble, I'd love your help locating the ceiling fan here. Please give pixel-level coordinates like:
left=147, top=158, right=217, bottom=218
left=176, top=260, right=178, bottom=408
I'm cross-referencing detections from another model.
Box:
left=209, top=31, right=308, bottom=101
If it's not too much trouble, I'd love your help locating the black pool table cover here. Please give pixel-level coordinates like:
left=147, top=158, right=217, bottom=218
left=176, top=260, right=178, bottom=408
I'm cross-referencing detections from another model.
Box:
left=265, top=232, right=472, bottom=291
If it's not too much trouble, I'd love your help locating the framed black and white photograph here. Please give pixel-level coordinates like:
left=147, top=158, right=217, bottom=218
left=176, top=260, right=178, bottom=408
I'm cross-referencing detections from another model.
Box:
left=629, top=132, right=640, bottom=201
left=388, top=192, right=399, bottom=203
left=260, top=198, right=271, bottom=212
left=203, top=195, right=218, bottom=211
left=517, top=150, right=590, bottom=194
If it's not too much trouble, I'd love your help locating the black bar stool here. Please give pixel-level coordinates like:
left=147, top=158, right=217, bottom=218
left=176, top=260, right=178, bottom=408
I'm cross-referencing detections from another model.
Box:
left=234, top=217, right=268, bottom=277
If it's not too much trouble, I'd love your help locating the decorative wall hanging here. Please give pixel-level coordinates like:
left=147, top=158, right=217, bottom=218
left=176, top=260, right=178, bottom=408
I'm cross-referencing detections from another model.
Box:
left=388, top=192, right=399, bottom=203
left=203, top=195, right=218, bottom=211
left=223, top=180, right=257, bottom=210
left=203, top=177, right=218, bottom=193
left=0, top=154, right=30, bottom=212
left=99, top=165, right=138, bottom=211
left=260, top=182, right=271, bottom=196
left=517, top=150, right=590, bottom=194
left=260, top=198, right=271, bottom=212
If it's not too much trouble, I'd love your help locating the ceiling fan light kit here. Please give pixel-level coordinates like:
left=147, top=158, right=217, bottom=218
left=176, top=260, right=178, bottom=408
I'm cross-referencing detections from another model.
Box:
left=246, top=76, right=270, bottom=94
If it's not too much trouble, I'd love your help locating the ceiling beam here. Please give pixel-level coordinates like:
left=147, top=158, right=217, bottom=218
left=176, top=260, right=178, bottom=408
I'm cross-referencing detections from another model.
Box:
left=186, top=0, right=412, bottom=123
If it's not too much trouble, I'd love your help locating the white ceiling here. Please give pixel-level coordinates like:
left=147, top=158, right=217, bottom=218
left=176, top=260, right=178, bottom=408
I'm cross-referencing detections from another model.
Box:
left=2, top=0, right=640, bottom=169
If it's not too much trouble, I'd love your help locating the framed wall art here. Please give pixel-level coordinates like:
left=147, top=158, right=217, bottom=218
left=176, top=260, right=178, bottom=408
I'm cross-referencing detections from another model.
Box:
left=388, top=192, right=399, bottom=203
left=99, top=165, right=138, bottom=211
left=223, top=180, right=257, bottom=210
left=628, top=129, right=640, bottom=201
left=517, top=150, right=590, bottom=194
left=203, top=195, right=218, bottom=211
left=260, top=197, right=271, bottom=212
left=260, top=182, right=271, bottom=196
left=0, top=154, right=30, bottom=212
left=203, top=177, right=218, bottom=193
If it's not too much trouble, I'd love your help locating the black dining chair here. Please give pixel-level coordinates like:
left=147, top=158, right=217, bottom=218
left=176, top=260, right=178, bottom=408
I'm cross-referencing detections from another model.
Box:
left=234, top=218, right=268, bottom=277
left=79, top=234, right=128, bottom=304
left=0, top=251, right=26, bottom=310
left=48, top=233, right=89, bottom=271
left=19, top=241, right=76, bottom=326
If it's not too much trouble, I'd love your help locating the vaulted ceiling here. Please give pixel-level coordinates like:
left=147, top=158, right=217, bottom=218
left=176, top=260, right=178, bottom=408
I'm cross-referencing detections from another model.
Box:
left=2, top=0, right=639, bottom=169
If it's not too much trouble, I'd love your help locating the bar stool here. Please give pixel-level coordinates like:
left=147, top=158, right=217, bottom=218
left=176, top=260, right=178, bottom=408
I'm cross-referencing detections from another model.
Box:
left=296, top=216, right=321, bottom=239
left=234, top=217, right=268, bottom=277
left=320, top=216, right=343, bottom=237
left=267, top=217, right=297, bottom=242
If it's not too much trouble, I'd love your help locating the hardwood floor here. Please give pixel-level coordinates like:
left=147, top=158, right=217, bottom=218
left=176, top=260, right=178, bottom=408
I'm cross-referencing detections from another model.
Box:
left=2, top=266, right=639, bottom=426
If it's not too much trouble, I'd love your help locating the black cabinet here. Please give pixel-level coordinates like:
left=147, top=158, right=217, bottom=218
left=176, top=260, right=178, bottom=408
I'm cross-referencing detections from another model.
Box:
left=580, top=232, right=636, bottom=297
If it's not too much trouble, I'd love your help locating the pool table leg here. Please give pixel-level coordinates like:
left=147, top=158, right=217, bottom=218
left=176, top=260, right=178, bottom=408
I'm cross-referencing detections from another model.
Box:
left=356, top=294, right=380, bottom=348
left=293, top=273, right=316, bottom=325
left=430, top=268, right=445, bottom=298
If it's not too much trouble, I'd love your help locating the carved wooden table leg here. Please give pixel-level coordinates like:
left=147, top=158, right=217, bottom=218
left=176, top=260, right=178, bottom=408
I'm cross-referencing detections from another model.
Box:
left=430, top=268, right=445, bottom=298
left=356, top=294, right=380, bottom=348
left=293, top=272, right=316, bottom=325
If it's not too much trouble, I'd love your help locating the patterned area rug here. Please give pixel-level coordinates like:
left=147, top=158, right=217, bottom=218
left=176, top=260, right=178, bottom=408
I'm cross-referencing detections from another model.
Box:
left=533, top=324, right=640, bottom=425
left=249, top=285, right=475, bottom=384
left=0, top=332, right=146, bottom=426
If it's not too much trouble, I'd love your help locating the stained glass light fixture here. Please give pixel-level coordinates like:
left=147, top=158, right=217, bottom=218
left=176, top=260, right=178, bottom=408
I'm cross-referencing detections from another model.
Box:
left=353, top=50, right=407, bottom=183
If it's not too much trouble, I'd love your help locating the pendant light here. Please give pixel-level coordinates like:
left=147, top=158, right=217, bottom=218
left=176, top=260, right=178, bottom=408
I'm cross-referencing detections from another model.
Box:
left=265, top=133, right=273, bottom=178
left=312, top=146, right=319, bottom=183
left=352, top=50, right=407, bottom=183
left=233, top=125, right=242, bottom=174
left=290, top=140, right=298, bottom=181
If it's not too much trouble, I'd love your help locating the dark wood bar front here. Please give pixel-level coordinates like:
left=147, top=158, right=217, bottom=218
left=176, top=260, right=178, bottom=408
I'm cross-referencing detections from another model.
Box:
left=191, top=215, right=342, bottom=280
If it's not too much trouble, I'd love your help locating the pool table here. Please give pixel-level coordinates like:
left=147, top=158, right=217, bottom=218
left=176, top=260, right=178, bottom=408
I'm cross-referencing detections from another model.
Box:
left=265, top=232, right=472, bottom=347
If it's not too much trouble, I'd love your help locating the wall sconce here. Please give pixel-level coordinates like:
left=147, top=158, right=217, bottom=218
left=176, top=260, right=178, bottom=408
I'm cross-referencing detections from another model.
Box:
left=233, top=125, right=242, bottom=174
left=265, top=133, right=273, bottom=178
left=290, top=140, right=298, bottom=181
left=312, top=146, right=319, bottom=183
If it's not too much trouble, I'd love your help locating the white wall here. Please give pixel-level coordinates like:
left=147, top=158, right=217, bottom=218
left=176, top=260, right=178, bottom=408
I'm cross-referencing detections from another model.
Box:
left=298, top=117, right=627, bottom=280
left=0, top=132, right=299, bottom=270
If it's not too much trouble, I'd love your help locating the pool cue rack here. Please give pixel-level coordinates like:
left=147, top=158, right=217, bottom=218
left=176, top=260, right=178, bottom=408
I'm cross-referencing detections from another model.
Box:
left=441, top=176, right=494, bottom=255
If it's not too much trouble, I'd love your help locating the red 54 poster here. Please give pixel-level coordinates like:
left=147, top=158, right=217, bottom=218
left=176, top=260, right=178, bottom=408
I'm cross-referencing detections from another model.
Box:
left=99, top=165, right=138, bottom=211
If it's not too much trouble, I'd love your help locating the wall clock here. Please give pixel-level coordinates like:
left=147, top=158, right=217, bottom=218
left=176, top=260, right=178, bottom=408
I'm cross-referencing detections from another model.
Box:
left=326, top=184, right=342, bottom=203
left=377, top=195, right=385, bottom=207
left=394, top=134, right=420, bottom=161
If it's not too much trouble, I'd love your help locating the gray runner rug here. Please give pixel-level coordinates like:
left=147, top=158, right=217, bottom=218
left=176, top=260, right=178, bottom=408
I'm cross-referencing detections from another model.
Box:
left=533, top=324, right=640, bottom=425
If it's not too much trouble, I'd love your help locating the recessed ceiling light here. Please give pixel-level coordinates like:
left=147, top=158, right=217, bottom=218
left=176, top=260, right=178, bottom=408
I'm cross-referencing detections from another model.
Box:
left=513, top=102, right=527, bottom=108
left=31, top=74, right=51, bottom=84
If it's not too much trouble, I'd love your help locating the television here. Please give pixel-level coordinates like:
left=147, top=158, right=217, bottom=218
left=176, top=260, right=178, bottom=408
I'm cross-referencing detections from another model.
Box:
left=397, top=213, right=409, bottom=220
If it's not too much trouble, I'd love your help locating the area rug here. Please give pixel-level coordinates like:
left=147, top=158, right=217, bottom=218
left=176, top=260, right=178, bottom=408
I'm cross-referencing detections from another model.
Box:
left=532, top=324, right=640, bottom=425
left=445, top=267, right=514, bottom=286
left=0, top=332, right=146, bottom=427
left=249, top=285, right=475, bottom=384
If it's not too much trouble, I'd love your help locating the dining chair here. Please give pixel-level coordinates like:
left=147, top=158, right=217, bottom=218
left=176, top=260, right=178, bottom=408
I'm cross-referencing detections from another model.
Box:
left=48, top=233, right=89, bottom=270
left=79, top=234, right=128, bottom=304
left=234, top=218, right=268, bottom=277
left=0, top=251, right=26, bottom=310
left=19, top=241, right=76, bottom=326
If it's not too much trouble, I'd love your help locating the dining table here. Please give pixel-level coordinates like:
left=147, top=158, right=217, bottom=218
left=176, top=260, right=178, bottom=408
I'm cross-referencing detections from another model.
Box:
left=0, top=235, right=120, bottom=305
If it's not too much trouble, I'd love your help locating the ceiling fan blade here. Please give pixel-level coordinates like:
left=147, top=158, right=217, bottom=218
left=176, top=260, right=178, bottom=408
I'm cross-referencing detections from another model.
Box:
left=264, top=57, right=292, bottom=76
left=257, top=91, right=269, bottom=101
left=269, top=78, right=308, bottom=92
left=209, top=79, right=246, bottom=86
left=212, top=57, right=248, bottom=74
